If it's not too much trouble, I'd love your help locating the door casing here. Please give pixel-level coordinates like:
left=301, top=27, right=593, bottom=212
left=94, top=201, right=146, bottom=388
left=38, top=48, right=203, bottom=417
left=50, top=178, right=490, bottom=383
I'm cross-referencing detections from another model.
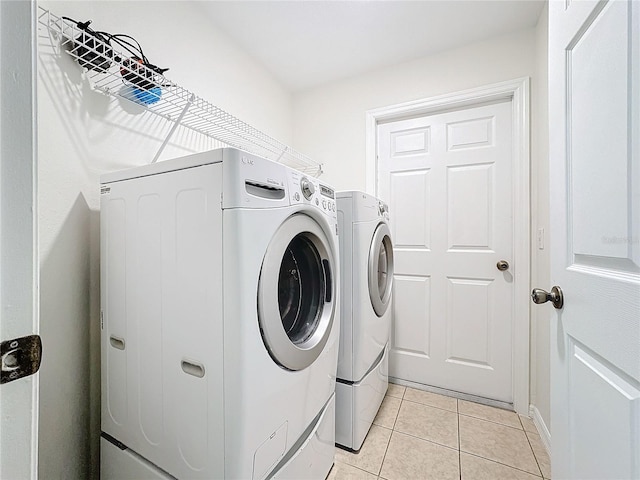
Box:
left=365, top=78, right=530, bottom=414
left=0, top=1, right=39, bottom=478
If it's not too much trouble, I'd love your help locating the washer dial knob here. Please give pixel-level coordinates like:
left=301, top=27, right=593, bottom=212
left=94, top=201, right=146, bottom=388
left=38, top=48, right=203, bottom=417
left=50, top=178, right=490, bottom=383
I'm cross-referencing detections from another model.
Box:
left=300, top=177, right=315, bottom=200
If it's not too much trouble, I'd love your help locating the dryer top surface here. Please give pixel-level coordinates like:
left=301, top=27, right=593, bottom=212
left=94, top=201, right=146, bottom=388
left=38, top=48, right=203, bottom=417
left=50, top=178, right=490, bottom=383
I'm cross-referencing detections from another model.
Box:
left=337, top=191, right=389, bottom=224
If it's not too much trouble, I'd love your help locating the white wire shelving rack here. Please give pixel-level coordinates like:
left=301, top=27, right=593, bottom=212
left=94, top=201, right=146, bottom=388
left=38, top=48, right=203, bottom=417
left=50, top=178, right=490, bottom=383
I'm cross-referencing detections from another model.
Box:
left=37, top=7, right=323, bottom=177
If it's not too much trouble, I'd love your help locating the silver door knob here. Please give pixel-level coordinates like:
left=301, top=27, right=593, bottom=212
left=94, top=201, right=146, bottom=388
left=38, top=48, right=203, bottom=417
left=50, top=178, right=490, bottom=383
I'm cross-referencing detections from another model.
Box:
left=496, top=260, right=509, bottom=271
left=531, top=286, right=564, bottom=309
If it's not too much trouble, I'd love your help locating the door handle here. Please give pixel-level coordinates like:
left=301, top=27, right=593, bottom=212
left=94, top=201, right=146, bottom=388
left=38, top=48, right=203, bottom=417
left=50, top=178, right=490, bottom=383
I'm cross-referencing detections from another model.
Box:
left=531, top=286, right=564, bottom=309
left=496, top=260, right=509, bottom=271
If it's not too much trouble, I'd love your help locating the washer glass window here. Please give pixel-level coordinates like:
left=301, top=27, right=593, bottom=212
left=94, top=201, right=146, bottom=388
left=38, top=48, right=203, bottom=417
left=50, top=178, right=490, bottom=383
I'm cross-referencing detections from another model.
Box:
left=258, top=214, right=336, bottom=371
left=376, top=240, right=389, bottom=300
left=278, top=234, right=324, bottom=345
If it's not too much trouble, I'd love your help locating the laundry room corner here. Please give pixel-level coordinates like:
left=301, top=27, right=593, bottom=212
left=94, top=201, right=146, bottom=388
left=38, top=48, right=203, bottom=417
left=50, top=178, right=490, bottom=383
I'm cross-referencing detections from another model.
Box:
left=35, top=1, right=295, bottom=477
left=5, top=0, right=635, bottom=477
left=292, top=10, right=552, bottom=441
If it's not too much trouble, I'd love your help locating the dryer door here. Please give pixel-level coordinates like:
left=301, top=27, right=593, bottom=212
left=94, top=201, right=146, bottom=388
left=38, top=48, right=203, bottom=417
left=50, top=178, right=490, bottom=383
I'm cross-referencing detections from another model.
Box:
left=368, top=223, right=394, bottom=317
left=258, top=214, right=336, bottom=371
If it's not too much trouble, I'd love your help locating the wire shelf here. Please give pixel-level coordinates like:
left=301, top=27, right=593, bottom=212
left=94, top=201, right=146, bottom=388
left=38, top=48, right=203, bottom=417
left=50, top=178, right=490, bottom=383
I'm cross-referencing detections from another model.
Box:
left=37, top=7, right=323, bottom=177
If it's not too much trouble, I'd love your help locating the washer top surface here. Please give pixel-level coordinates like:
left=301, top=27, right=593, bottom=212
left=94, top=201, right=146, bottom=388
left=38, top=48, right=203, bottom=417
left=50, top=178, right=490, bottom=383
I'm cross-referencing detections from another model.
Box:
left=101, top=148, right=339, bottom=221
left=100, top=149, right=224, bottom=184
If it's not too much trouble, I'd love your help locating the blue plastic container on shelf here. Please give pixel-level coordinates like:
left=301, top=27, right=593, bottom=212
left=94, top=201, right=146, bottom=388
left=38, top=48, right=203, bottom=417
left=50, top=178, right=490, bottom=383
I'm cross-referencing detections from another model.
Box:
left=133, top=86, right=162, bottom=105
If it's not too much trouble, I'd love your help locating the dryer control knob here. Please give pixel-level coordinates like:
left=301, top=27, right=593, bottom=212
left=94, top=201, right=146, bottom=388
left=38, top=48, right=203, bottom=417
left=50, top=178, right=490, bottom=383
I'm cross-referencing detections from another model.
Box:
left=300, top=178, right=315, bottom=200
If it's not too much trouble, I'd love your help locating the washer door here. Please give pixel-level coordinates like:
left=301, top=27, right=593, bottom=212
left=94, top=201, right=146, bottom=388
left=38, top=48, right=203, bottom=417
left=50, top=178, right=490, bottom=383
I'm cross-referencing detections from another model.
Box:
left=258, top=214, right=336, bottom=371
left=368, top=223, right=394, bottom=317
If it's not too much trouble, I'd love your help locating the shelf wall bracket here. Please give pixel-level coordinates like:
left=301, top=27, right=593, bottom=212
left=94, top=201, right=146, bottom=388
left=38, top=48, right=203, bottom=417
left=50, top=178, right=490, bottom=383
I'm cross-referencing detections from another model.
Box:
left=275, top=146, right=289, bottom=163
left=151, top=93, right=195, bottom=164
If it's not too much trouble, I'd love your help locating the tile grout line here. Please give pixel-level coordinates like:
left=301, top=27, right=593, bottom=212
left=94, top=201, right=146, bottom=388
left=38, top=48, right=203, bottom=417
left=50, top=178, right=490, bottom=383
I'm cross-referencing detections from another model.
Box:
left=402, top=390, right=521, bottom=428
left=458, top=409, right=543, bottom=477
left=393, top=393, right=470, bottom=452
left=457, top=399, right=462, bottom=480
left=390, top=429, right=461, bottom=453
left=401, top=397, right=459, bottom=414
left=376, top=386, right=405, bottom=480
left=457, top=411, right=524, bottom=430
left=520, top=415, right=544, bottom=477
left=521, top=422, right=545, bottom=479
left=460, top=451, right=543, bottom=478
left=373, top=388, right=543, bottom=480
left=375, top=392, right=404, bottom=479
left=336, top=461, right=380, bottom=478
left=390, top=389, right=403, bottom=430
left=458, top=411, right=526, bottom=431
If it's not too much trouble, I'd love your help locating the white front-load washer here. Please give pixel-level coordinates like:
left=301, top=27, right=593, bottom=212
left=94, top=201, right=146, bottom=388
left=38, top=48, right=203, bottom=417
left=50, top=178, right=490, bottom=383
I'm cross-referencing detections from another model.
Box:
left=335, top=191, right=394, bottom=451
left=99, top=148, right=340, bottom=479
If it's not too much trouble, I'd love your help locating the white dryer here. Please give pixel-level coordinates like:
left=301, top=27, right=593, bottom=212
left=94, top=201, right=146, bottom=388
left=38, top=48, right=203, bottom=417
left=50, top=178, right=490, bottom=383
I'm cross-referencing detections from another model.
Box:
left=99, top=148, right=340, bottom=479
left=335, top=191, right=394, bottom=451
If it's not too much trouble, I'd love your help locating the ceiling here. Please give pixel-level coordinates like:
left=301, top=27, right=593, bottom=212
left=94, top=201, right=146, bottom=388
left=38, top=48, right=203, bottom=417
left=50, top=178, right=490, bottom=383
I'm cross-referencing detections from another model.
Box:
left=199, top=1, right=545, bottom=93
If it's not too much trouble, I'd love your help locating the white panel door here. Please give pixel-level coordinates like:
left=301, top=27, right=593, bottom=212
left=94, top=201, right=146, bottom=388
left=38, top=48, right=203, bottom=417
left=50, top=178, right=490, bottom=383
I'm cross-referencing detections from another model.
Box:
left=548, top=1, right=640, bottom=478
left=377, top=100, right=514, bottom=403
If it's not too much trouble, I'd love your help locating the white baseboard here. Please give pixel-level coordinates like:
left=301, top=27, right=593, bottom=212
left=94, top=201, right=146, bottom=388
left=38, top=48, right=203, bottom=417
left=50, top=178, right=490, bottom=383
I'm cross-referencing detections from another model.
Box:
left=529, top=404, right=551, bottom=456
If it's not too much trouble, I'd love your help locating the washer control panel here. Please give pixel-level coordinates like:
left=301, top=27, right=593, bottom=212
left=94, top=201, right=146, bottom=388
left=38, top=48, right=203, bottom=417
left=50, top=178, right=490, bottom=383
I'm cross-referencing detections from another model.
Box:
left=317, top=182, right=336, bottom=213
left=378, top=200, right=390, bottom=221
left=300, top=177, right=315, bottom=200
left=288, top=171, right=337, bottom=218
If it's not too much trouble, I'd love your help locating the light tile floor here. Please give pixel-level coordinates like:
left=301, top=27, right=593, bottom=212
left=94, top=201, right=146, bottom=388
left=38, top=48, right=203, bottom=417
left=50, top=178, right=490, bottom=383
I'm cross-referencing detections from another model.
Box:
left=328, top=384, right=551, bottom=480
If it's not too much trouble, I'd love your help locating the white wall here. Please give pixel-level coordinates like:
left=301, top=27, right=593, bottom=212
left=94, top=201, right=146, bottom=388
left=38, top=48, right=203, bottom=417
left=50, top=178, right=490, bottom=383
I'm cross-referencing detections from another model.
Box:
left=293, top=28, right=537, bottom=191
left=36, top=1, right=293, bottom=477
left=293, top=25, right=551, bottom=431
left=530, top=2, right=551, bottom=436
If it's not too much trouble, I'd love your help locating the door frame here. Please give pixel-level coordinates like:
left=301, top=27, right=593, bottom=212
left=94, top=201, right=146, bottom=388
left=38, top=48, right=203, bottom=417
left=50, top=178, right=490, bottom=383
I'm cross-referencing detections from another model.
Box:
left=365, top=78, right=530, bottom=414
left=0, top=0, right=39, bottom=478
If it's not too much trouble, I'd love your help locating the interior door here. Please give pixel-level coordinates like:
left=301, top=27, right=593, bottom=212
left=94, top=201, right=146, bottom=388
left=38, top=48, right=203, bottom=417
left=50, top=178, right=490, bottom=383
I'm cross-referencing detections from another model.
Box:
left=377, top=100, right=515, bottom=403
left=548, top=1, right=640, bottom=478
left=0, top=1, right=38, bottom=478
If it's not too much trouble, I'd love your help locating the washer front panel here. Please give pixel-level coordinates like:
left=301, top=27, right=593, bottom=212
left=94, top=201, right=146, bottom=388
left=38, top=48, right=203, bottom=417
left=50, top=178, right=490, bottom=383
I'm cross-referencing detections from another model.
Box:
left=368, top=222, right=394, bottom=317
left=258, top=214, right=336, bottom=371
